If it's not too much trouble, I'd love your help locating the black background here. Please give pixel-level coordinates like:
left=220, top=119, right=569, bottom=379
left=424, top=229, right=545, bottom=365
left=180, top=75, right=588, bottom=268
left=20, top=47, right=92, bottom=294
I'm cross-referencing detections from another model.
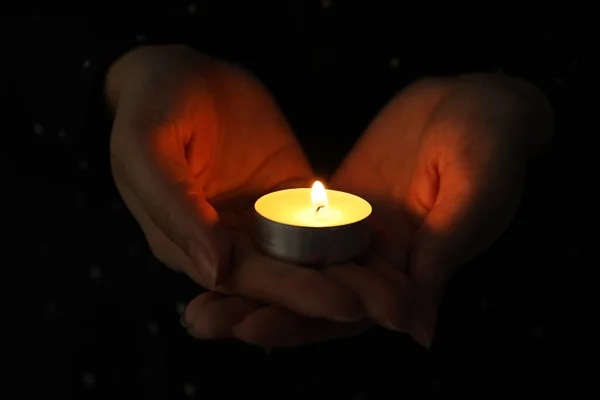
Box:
left=5, top=1, right=591, bottom=398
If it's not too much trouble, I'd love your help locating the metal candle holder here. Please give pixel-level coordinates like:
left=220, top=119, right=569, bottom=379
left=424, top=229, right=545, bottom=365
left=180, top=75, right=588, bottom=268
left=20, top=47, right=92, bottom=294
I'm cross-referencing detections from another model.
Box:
left=254, top=188, right=372, bottom=266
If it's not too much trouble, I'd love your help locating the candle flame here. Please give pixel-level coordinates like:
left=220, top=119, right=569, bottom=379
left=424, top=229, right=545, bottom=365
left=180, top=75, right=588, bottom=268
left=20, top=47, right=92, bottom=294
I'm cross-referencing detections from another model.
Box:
left=311, top=181, right=328, bottom=211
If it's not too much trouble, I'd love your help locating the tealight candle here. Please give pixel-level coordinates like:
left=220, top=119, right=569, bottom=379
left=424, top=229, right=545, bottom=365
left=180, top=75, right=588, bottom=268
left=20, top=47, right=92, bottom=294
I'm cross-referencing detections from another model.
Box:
left=254, top=181, right=372, bottom=265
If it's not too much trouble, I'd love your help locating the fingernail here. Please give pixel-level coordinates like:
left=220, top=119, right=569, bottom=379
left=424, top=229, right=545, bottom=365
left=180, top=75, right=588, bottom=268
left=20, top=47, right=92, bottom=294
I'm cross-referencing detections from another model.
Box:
left=180, top=315, right=188, bottom=328
left=383, top=320, right=406, bottom=333
left=188, top=239, right=217, bottom=288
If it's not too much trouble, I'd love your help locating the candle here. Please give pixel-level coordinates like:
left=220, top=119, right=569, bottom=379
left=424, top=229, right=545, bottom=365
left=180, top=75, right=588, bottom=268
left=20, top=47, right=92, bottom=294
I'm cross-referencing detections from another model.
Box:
left=254, top=181, right=372, bottom=265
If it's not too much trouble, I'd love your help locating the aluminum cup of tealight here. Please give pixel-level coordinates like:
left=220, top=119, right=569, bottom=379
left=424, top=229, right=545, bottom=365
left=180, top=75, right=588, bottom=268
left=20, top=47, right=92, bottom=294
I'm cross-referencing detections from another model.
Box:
left=253, top=182, right=372, bottom=266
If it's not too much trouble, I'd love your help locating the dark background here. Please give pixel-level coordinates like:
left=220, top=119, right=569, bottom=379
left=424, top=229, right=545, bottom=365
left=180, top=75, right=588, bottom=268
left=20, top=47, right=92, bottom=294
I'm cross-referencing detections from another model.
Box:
left=6, top=1, right=591, bottom=399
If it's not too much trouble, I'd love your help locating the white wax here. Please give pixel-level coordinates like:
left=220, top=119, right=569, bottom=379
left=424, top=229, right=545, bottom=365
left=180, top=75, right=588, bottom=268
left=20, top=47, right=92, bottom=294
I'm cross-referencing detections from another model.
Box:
left=255, top=187, right=371, bottom=228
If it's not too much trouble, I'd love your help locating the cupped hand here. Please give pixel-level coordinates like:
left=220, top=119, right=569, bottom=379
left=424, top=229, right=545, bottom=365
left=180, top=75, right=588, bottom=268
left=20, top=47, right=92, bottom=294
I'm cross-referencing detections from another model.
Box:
left=107, top=45, right=366, bottom=322
left=183, top=75, right=552, bottom=348
left=328, top=77, right=548, bottom=343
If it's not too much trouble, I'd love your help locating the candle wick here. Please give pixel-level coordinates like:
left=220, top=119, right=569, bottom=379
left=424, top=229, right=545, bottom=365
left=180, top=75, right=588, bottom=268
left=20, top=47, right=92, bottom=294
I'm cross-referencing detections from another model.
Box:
left=316, top=205, right=324, bottom=215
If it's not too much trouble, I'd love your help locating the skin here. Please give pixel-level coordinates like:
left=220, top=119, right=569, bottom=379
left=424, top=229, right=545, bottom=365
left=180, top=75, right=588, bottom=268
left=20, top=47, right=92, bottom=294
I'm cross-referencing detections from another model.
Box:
left=107, top=45, right=553, bottom=348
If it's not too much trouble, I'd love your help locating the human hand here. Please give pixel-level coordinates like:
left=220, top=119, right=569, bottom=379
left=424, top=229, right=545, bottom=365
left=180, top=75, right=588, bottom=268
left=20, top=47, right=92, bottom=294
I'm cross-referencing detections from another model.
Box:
left=182, top=75, right=552, bottom=348
left=329, top=76, right=554, bottom=343
left=107, top=45, right=365, bottom=321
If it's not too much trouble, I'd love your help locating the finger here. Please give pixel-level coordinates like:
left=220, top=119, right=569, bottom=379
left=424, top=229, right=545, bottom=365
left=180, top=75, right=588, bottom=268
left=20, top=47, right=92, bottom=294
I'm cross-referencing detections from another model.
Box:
left=184, top=293, right=263, bottom=339
left=366, top=258, right=433, bottom=347
left=181, top=291, right=227, bottom=326
left=115, top=176, right=199, bottom=276
left=323, top=254, right=412, bottom=332
left=111, top=96, right=230, bottom=289
left=221, top=233, right=364, bottom=321
left=183, top=291, right=227, bottom=326
left=233, top=306, right=370, bottom=347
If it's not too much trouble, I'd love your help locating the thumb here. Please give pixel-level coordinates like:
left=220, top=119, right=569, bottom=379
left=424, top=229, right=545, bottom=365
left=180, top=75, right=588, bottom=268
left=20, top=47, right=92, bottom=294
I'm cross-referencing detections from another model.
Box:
left=407, top=158, right=523, bottom=347
left=405, top=191, right=475, bottom=349
left=111, top=113, right=230, bottom=289
left=154, top=188, right=231, bottom=289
